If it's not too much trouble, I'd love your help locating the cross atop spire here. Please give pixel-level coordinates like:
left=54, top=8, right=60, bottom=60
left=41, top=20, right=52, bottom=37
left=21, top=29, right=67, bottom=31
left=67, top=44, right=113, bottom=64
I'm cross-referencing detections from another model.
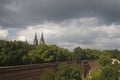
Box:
left=40, top=32, right=45, bottom=44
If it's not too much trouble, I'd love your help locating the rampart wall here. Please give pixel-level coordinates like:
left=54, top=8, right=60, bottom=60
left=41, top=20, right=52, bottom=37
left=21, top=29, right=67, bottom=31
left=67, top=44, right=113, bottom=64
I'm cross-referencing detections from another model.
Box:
left=0, top=62, right=59, bottom=80
left=0, top=60, right=100, bottom=80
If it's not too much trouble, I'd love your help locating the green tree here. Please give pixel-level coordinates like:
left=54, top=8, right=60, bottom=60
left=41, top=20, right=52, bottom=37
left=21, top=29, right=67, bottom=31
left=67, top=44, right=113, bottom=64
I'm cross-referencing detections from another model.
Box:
left=28, top=44, right=72, bottom=64
left=0, top=40, right=30, bottom=66
left=22, top=55, right=31, bottom=64
left=92, top=57, right=120, bottom=80
left=56, top=63, right=81, bottom=80
left=100, top=65, right=120, bottom=80
left=92, top=65, right=120, bottom=80
left=84, top=49, right=95, bottom=59
left=98, top=54, right=111, bottom=66
left=91, top=70, right=101, bottom=80
left=73, top=47, right=86, bottom=61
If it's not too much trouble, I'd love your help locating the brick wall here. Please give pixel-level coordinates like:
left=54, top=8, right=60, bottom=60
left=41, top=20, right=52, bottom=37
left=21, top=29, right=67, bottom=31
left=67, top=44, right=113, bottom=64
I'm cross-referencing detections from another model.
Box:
left=0, top=63, right=58, bottom=80
left=0, top=60, right=100, bottom=80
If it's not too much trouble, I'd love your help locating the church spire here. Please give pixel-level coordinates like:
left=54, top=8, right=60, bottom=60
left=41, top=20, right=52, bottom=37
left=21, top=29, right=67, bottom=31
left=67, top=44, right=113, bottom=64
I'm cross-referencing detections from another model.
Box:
left=34, top=32, right=38, bottom=46
left=40, top=32, right=45, bottom=44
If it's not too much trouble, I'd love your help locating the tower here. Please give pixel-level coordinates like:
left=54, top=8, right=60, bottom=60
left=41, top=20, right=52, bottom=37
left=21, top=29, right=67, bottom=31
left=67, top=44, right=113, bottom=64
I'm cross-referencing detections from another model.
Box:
left=40, top=32, right=45, bottom=44
left=34, top=32, right=38, bottom=46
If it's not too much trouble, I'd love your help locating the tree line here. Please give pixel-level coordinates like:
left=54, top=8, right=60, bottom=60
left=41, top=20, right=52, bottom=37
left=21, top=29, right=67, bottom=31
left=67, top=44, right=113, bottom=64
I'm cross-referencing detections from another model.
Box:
left=0, top=40, right=120, bottom=66
left=0, top=40, right=30, bottom=66
left=0, top=40, right=120, bottom=80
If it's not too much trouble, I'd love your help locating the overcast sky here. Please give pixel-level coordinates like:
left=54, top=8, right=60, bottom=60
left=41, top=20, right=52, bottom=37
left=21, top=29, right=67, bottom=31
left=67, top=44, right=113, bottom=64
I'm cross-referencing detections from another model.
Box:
left=0, top=0, right=120, bottom=50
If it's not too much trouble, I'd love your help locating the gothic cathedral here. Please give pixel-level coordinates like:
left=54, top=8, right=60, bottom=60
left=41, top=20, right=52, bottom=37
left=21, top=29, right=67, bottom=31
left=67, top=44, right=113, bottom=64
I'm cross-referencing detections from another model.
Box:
left=33, top=32, right=45, bottom=46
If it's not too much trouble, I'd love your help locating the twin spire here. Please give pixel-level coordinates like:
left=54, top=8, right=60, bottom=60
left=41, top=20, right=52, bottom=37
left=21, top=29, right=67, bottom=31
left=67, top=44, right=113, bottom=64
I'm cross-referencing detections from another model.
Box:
left=40, top=32, right=44, bottom=44
left=34, top=32, right=44, bottom=46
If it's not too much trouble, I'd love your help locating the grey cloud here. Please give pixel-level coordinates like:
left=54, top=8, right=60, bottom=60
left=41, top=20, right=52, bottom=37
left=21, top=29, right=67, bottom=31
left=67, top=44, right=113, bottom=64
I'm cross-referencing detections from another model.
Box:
left=46, top=29, right=108, bottom=47
left=0, top=0, right=120, bottom=28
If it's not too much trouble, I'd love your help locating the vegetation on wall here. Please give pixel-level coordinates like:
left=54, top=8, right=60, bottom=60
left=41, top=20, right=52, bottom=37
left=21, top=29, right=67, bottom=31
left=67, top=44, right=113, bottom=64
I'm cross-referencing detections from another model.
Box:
left=91, top=52, right=120, bottom=80
left=41, top=63, right=81, bottom=80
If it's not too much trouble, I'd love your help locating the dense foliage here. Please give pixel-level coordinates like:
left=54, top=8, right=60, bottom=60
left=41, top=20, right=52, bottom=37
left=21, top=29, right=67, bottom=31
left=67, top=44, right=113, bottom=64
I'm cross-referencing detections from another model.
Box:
left=27, top=43, right=72, bottom=64
left=91, top=53, right=120, bottom=80
left=0, top=40, right=120, bottom=66
left=41, top=63, right=81, bottom=80
left=0, top=40, right=30, bottom=66
left=91, top=63, right=120, bottom=80
left=56, top=63, right=81, bottom=80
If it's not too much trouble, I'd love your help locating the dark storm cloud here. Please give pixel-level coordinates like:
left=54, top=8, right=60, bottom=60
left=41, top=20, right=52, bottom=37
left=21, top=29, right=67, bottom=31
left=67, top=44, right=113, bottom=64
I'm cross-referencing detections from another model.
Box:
left=0, top=0, right=120, bottom=28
